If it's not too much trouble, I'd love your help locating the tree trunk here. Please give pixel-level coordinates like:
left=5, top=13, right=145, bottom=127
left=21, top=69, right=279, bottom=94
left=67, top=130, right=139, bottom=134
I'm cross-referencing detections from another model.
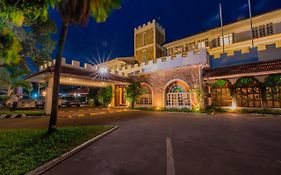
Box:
left=131, top=98, right=135, bottom=108
left=48, top=23, right=68, bottom=134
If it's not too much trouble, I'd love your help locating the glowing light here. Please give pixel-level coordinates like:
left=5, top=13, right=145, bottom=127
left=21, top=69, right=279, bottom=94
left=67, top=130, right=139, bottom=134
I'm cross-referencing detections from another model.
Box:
left=231, top=101, right=237, bottom=110
left=33, top=93, right=38, bottom=98
left=99, top=67, right=108, bottom=74
left=108, top=104, right=111, bottom=107
left=156, top=106, right=161, bottom=110
left=41, top=91, right=46, bottom=97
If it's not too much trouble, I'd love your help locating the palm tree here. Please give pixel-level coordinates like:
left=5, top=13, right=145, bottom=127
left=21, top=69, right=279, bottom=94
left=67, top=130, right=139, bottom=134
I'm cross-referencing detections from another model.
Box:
left=0, top=66, right=32, bottom=98
left=48, top=0, right=120, bottom=133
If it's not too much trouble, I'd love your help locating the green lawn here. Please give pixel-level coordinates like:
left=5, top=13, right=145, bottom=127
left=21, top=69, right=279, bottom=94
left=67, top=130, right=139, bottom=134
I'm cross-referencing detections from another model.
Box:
left=0, top=126, right=112, bottom=175
left=0, top=109, right=45, bottom=116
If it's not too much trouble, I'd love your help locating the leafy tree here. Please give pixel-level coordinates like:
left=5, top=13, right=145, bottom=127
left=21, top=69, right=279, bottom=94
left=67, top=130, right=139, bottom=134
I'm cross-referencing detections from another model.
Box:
left=97, top=86, right=113, bottom=107
left=0, top=65, right=32, bottom=98
left=0, top=0, right=56, bottom=69
left=0, top=25, right=22, bottom=66
left=125, top=82, right=144, bottom=108
left=191, top=86, right=204, bottom=112
left=48, top=0, right=120, bottom=133
left=87, top=87, right=102, bottom=106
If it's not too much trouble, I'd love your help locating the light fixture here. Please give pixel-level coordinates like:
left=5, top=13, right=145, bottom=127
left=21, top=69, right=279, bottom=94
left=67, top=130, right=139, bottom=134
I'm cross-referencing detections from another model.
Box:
left=41, top=91, right=46, bottom=97
left=99, top=67, right=108, bottom=74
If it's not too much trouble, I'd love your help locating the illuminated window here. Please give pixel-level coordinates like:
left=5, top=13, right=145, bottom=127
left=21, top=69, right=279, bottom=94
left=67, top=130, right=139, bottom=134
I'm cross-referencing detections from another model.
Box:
left=165, top=81, right=191, bottom=109
left=143, top=32, right=147, bottom=45
left=252, top=27, right=259, bottom=39
left=211, top=80, right=232, bottom=107
left=142, top=50, right=147, bottom=62
left=136, top=84, right=152, bottom=106
left=266, top=23, right=274, bottom=36
left=252, top=23, right=274, bottom=39
left=185, top=42, right=196, bottom=51
left=220, top=34, right=233, bottom=46
left=265, top=74, right=281, bottom=108
left=198, top=38, right=209, bottom=49
left=259, top=25, right=266, bottom=37
left=236, top=78, right=261, bottom=108
left=174, top=46, right=183, bottom=54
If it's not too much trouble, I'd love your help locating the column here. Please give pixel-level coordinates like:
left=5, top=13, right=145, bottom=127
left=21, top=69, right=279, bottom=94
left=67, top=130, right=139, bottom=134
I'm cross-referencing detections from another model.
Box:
left=230, top=84, right=237, bottom=109
left=110, top=84, right=115, bottom=107
left=45, top=77, right=54, bottom=115
left=260, top=83, right=267, bottom=109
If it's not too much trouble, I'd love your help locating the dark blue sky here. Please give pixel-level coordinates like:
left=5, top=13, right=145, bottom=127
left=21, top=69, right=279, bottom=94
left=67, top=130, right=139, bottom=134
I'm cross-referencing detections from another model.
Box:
left=50, top=0, right=281, bottom=65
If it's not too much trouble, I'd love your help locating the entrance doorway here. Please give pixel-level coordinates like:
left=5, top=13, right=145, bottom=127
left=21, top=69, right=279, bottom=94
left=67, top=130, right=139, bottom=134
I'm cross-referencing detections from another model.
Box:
left=115, top=85, right=126, bottom=107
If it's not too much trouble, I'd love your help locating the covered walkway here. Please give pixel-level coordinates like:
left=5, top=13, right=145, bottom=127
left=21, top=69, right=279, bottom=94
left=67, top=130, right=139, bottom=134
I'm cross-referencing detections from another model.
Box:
left=27, top=59, right=131, bottom=114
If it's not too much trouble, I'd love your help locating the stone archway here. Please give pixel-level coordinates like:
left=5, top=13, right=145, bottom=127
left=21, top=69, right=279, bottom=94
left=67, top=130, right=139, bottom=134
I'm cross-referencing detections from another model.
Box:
left=164, top=79, right=192, bottom=109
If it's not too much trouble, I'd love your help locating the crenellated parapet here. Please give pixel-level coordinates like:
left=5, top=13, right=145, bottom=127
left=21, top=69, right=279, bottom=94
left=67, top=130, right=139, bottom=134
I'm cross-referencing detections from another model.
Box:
left=39, top=58, right=98, bottom=72
left=134, top=19, right=165, bottom=34
left=210, top=43, right=281, bottom=69
left=110, top=49, right=209, bottom=76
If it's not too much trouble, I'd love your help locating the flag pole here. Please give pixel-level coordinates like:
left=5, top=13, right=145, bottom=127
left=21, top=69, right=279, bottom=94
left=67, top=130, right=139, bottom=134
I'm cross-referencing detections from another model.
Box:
left=248, top=0, right=254, bottom=47
left=219, top=3, right=225, bottom=53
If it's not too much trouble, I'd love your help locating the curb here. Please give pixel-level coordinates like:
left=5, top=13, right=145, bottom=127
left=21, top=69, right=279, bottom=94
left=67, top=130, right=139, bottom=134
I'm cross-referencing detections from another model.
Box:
left=59, top=110, right=127, bottom=118
left=28, top=126, right=119, bottom=175
left=0, top=114, right=25, bottom=119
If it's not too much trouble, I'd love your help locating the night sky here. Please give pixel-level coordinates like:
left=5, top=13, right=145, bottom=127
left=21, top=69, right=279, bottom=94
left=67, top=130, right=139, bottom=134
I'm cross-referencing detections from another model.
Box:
left=49, top=0, right=281, bottom=65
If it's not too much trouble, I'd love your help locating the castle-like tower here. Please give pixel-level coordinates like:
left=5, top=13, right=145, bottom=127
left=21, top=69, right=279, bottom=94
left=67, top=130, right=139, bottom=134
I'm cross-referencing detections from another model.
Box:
left=134, top=20, right=165, bottom=63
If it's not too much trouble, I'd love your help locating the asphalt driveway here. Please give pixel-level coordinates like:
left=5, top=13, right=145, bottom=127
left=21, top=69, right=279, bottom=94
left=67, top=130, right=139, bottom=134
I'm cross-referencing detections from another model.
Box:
left=1, top=111, right=281, bottom=175
left=44, top=112, right=281, bottom=175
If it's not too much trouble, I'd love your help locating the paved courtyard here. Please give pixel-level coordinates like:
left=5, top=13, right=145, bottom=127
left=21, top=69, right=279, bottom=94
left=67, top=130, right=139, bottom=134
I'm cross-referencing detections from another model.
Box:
left=1, top=111, right=281, bottom=175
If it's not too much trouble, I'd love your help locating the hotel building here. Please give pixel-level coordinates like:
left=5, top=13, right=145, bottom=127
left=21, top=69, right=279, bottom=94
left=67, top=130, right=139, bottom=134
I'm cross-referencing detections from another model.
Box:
left=28, top=9, right=281, bottom=114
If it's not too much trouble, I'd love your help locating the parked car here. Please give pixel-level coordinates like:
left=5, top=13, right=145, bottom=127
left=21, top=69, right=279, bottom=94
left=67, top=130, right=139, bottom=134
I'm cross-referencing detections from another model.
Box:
left=58, top=98, right=68, bottom=107
left=10, top=96, right=36, bottom=110
left=36, top=96, right=45, bottom=108
left=35, top=97, right=69, bottom=108
left=62, top=97, right=81, bottom=107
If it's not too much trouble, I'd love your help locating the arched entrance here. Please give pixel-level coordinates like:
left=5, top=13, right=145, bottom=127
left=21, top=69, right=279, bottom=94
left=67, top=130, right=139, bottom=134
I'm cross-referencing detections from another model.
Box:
left=164, top=80, right=191, bottom=109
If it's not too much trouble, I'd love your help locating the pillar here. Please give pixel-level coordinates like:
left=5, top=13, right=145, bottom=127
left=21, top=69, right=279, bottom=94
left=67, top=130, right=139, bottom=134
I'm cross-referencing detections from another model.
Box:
left=230, top=84, right=237, bottom=109
left=110, top=84, right=115, bottom=107
left=260, top=83, right=267, bottom=109
left=204, top=82, right=212, bottom=107
left=45, top=77, right=54, bottom=115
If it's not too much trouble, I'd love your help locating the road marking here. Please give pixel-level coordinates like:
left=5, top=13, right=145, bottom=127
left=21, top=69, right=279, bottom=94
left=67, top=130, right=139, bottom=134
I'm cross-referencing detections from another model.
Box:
left=166, top=137, right=176, bottom=175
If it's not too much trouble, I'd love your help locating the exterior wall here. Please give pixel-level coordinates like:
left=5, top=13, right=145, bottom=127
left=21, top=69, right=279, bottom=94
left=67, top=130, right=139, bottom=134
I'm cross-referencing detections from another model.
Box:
left=111, top=49, right=208, bottom=77
left=133, top=66, right=201, bottom=108
left=164, top=9, right=281, bottom=58
left=204, top=73, right=281, bottom=110
left=210, top=43, right=281, bottom=68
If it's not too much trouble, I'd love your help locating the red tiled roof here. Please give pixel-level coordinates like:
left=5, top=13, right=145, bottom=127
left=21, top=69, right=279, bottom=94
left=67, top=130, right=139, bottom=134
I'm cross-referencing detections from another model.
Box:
left=204, top=60, right=281, bottom=78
